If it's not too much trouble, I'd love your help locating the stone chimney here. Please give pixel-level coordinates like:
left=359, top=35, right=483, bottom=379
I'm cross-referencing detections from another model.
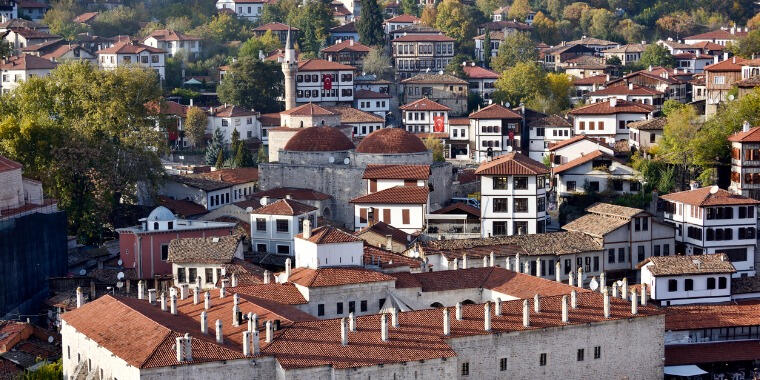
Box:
left=571, top=289, right=577, bottom=309
left=285, top=258, right=292, bottom=281
left=193, top=286, right=200, bottom=305
left=533, top=294, right=540, bottom=313
left=482, top=256, right=488, bottom=267
left=231, top=273, right=238, bottom=287
left=555, top=262, right=561, bottom=282
left=599, top=272, right=606, bottom=289
left=380, top=314, right=389, bottom=341
left=561, top=295, right=568, bottom=323
left=179, top=284, right=188, bottom=300
left=248, top=313, right=257, bottom=332
left=201, top=311, right=208, bottom=334
left=442, top=308, right=450, bottom=335
left=232, top=305, right=240, bottom=327
left=340, top=317, right=348, bottom=346
left=220, top=279, right=229, bottom=298
left=536, top=258, right=542, bottom=277
left=385, top=235, right=393, bottom=250
left=252, top=329, right=260, bottom=355
left=462, top=254, right=468, bottom=268
left=484, top=302, right=491, bottom=332
left=489, top=252, right=495, bottom=267
left=628, top=83, right=633, bottom=90
left=148, top=289, right=156, bottom=304
left=265, top=320, right=273, bottom=343
left=568, top=272, right=575, bottom=287
left=176, top=334, right=192, bottom=362
left=243, top=331, right=252, bottom=355
left=577, top=267, right=584, bottom=288
left=264, top=270, right=271, bottom=284
left=170, top=293, right=177, bottom=315
left=603, top=291, right=610, bottom=318
left=631, top=290, right=638, bottom=315
left=494, top=298, right=502, bottom=316
left=160, top=292, right=167, bottom=311
left=349, top=312, right=356, bottom=332
left=641, top=284, right=648, bottom=306
left=455, top=302, right=463, bottom=320
left=137, top=281, right=145, bottom=300
left=216, top=320, right=223, bottom=344
left=76, top=287, right=84, bottom=308
left=204, top=291, right=211, bottom=310
left=621, top=278, right=628, bottom=299
left=505, top=256, right=512, bottom=270
left=303, top=219, right=311, bottom=239
left=522, top=299, right=530, bottom=327
left=391, top=308, right=399, bottom=327
left=612, top=283, right=618, bottom=298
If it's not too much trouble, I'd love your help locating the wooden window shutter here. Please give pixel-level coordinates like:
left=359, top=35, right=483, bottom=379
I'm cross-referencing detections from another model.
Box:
left=370, top=180, right=377, bottom=193
left=402, top=209, right=410, bottom=224
left=383, top=209, right=391, bottom=223
left=360, top=208, right=367, bottom=223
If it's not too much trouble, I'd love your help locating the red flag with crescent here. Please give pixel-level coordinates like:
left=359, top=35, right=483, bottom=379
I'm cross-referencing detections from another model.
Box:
left=433, top=115, right=445, bottom=133
left=323, top=75, right=332, bottom=90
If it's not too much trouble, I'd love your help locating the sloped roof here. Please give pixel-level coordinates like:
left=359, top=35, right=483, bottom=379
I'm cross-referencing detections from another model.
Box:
left=0, top=156, right=22, bottom=173
left=253, top=22, right=299, bottom=32
left=350, top=186, right=429, bottom=204
left=527, top=114, right=571, bottom=128
left=463, top=65, right=498, bottom=79
left=321, top=39, right=371, bottom=53
left=145, top=29, right=201, bottom=41
left=194, top=168, right=259, bottom=184
left=167, top=235, right=242, bottom=264
left=355, top=221, right=411, bottom=246
left=297, top=58, right=355, bottom=71
left=588, top=84, right=663, bottom=96
left=586, top=202, right=646, bottom=218
left=568, top=99, right=654, bottom=115
left=391, top=34, right=455, bottom=42
left=287, top=267, right=395, bottom=288
left=431, top=202, right=480, bottom=218
left=475, top=152, right=549, bottom=176
left=363, top=244, right=421, bottom=269
left=384, top=14, right=420, bottom=23
left=572, top=74, right=608, bottom=85
left=281, top=102, right=337, bottom=116
left=628, top=117, right=666, bottom=131
left=547, top=135, right=613, bottom=152
left=330, top=21, right=357, bottom=33
left=399, top=97, right=450, bottom=111
left=326, top=106, right=384, bottom=123
left=665, top=300, right=760, bottom=331
left=354, top=89, right=392, bottom=99
left=469, top=104, right=522, bottom=119
left=355, top=127, right=427, bottom=154
left=562, top=213, right=632, bottom=238
left=638, top=254, right=735, bottom=276
left=728, top=126, right=760, bottom=142
left=704, top=56, right=747, bottom=72
left=660, top=186, right=760, bottom=206
left=251, top=199, right=316, bottom=216
left=97, top=39, right=165, bottom=54
left=601, top=43, right=646, bottom=53
left=0, top=54, right=56, bottom=70
left=400, top=73, right=466, bottom=84
left=362, top=164, right=430, bottom=180
left=685, top=28, right=747, bottom=41
left=552, top=150, right=618, bottom=174
left=211, top=104, right=256, bottom=117
left=295, top=225, right=362, bottom=244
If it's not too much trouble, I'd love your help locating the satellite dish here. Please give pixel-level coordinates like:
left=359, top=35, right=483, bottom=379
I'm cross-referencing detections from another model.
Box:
left=589, top=277, right=599, bottom=291
left=506, top=146, right=513, bottom=152
left=728, top=94, right=735, bottom=101
left=117, top=272, right=125, bottom=280
left=260, top=198, right=268, bottom=206
left=505, top=102, right=511, bottom=108
left=117, top=259, right=123, bottom=266
left=710, top=185, right=720, bottom=194
left=116, top=281, right=124, bottom=288
left=79, top=269, right=86, bottom=276
left=616, top=280, right=623, bottom=287
left=47, top=336, right=54, bottom=343
left=343, top=157, right=350, bottom=165
left=329, top=156, right=335, bottom=163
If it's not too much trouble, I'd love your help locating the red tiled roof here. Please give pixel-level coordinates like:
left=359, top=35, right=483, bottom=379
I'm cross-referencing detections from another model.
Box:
left=157, top=196, right=207, bottom=218
left=350, top=186, right=429, bottom=204
left=463, top=65, right=498, bottom=79
left=251, top=199, right=316, bottom=216
left=392, top=34, right=455, bottom=42
left=355, top=128, right=427, bottom=154
left=285, top=267, right=395, bottom=288
left=354, top=89, right=392, bottom=99
left=330, top=21, right=356, bottom=33
left=97, top=39, right=165, bottom=54
left=253, top=22, right=299, bottom=31
left=547, top=135, right=609, bottom=152
left=230, top=282, right=307, bottom=305
left=354, top=221, right=411, bottom=245
left=0, top=156, right=22, bottom=173
left=666, top=341, right=760, bottom=366
left=690, top=41, right=725, bottom=51
left=298, top=58, right=355, bottom=71
left=321, top=39, right=371, bottom=53
left=8, top=27, right=56, bottom=39
left=660, top=186, right=760, bottom=207
left=295, top=225, right=363, bottom=244
left=326, top=106, right=384, bottom=123
left=568, top=99, right=654, bottom=115
left=0, top=54, right=56, bottom=70
left=73, top=11, right=98, bottom=23
left=572, top=74, right=608, bottom=85
left=280, top=102, right=337, bottom=116
left=284, top=126, right=355, bottom=152
left=362, top=164, right=430, bottom=180
left=685, top=29, right=748, bottom=41
left=665, top=300, right=760, bottom=331
left=673, top=52, right=714, bottom=59
left=146, top=29, right=201, bottom=41
left=431, top=202, right=480, bottom=218
left=553, top=150, right=611, bottom=174
left=195, top=168, right=258, bottom=184
left=399, top=97, right=450, bottom=111
left=475, top=152, right=549, bottom=176
left=449, top=117, right=469, bottom=125
left=384, top=14, right=420, bottom=23
left=212, top=104, right=256, bottom=117
left=588, top=84, right=663, bottom=96
left=704, top=57, right=747, bottom=72
left=469, top=103, right=522, bottom=119
left=252, top=187, right=331, bottom=201
left=259, top=112, right=281, bottom=127
left=363, top=245, right=422, bottom=269
left=728, top=126, right=760, bottom=142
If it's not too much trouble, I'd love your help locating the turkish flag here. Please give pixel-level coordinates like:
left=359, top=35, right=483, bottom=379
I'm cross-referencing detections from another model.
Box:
left=323, top=75, right=332, bottom=90
left=433, top=115, right=445, bottom=133
left=508, top=131, right=514, bottom=140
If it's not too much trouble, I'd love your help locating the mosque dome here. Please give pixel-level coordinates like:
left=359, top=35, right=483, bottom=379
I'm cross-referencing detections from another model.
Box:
left=284, top=126, right=355, bottom=152
left=356, top=128, right=427, bottom=154
left=147, top=206, right=175, bottom=221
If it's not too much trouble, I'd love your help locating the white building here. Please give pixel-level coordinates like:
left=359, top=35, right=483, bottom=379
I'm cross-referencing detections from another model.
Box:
left=353, top=89, right=391, bottom=119
left=3, top=26, right=55, bottom=50
left=673, top=51, right=714, bottom=74
left=587, top=83, right=664, bottom=110
left=167, top=234, right=251, bottom=289
left=469, top=104, right=524, bottom=163
left=0, top=53, right=55, bottom=93
left=547, top=135, right=615, bottom=167
left=661, top=186, right=759, bottom=277
left=527, top=113, right=573, bottom=162
left=553, top=150, right=641, bottom=198
left=628, top=117, right=666, bottom=153
left=463, top=64, right=498, bottom=101
left=567, top=98, right=654, bottom=144
left=296, top=58, right=355, bottom=105
left=96, top=39, right=166, bottom=80
left=327, top=105, right=385, bottom=138
left=639, top=254, right=735, bottom=306
left=683, top=27, right=748, bottom=46
left=600, top=44, right=646, bottom=66
left=383, top=14, right=419, bottom=34
left=207, top=105, right=261, bottom=142
left=728, top=124, right=760, bottom=201
left=476, top=152, right=550, bottom=236
left=351, top=185, right=429, bottom=234
left=215, top=0, right=268, bottom=21
left=160, top=168, right=259, bottom=211
left=400, top=97, right=449, bottom=135
left=0, top=1, right=17, bottom=23
left=250, top=198, right=318, bottom=256
left=142, top=29, right=201, bottom=59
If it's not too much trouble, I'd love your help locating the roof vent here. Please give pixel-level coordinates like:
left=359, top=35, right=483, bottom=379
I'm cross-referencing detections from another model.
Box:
left=692, top=259, right=701, bottom=269
left=212, top=237, right=220, bottom=243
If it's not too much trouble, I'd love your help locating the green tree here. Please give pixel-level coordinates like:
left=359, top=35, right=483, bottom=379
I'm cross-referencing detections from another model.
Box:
left=656, top=11, right=695, bottom=39
left=507, top=0, right=531, bottom=21
left=215, top=148, right=225, bottom=168
left=357, top=0, right=385, bottom=46
left=661, top=99, right=685, bottom=116
left=421, top=5, right=437, bottom=26
left=639, top=44, right=675, bottom=68
left=20, top=359, right=63, bottom=380
left=362, top=47, right=393, bottom=78
left=423, top=136, right=445, bottom=161
left=618, top=19, right=645, bottom=44
left=532, top=11, right=558, bottom=44
left=543, top=72, right=572, bottom=112
left=190, top=12, right=249, bottom=43
left=230, top=128, right=240, bottom=151
left=587, top=8, right=616, bottom=40
left=482, top=31, right=492, bottom=67
left=217, top=56, right=284, bottom=113
left=205, top=128, right=225, bottom=165
left=90, top=6, right=148, bottom=37
left=562, top=2, right=590, bottom=23
left=491, top=32, right=536, bottom=72
left=446, top=54, right=469, bottom=77
left=493, top=61, right=547, bottom=107
left=731, top=29, right=760, bottom=58
left=257, top=144, right=269, bottom=163
left=475, top=0, right=501, bottom=17
left=185, top=106, right=208, bottom=148
left=232, top=141, right=255, bottom=167
left=239, top=31, right=282, bottom=59
left=401, top=0, right=420, bottom=16
left=659, top=105, right=701, bottom=189
left=42, top=2, right=89, bottom=40
left=606, top=55, right=622, bottom=65
left=0, top=62, right=163, bottom=243
left=434, top=0, right=475, bottom=42
left=289, top=0, right=336, bottom=56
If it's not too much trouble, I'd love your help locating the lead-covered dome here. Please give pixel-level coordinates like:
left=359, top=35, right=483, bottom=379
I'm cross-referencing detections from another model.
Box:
left=356, top=128, right=427, bottom=154
left=284, top=126, right=355, bottom=152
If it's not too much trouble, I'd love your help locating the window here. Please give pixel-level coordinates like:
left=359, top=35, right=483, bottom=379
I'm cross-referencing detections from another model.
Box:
left=635, top=218, right=641, bottom=231
left=514, top=176, right=528, bottom=190
left=276, top=245, right=290, bottom=254
left=318, top=304, right=325, bottom=316
left=642, top=217, right=648, bottom=231
left=567, top=181, right=576, bottom=192
left=664, top=244, right=670, bottom=256
left=654, top=245, right=660, bottom=256
left=256, top=218, right=266, bottom=231
left=594, top=346, right=601, bottom=359
left=493, top=176, right=508, bottom=190
left=161, top=244, right=169, bottom=261
left=493, top=221, right=508, bottom=236
left=514, top=221, right=528, bottom=235
left=256, top=244, right=267, bottom=253
left=493, top=198, right=509, bottom=212
left=593, top=256, right=599, bottom=271
left=402, top=209, right=410, bottom=224
left=579, top=121, right=585, bottom=130
left=188, top=268, right=197, bottom=283
left=608, top=249, right=615, bottom=263
left=637, top=246, right=645, bottom=263
left=539, top=353, right=547, bottom=366
left=177, top=267, right=186, bottom=283
left=685, top=279, right=694, bottom=291
left=349, top=301, right=356, bottom=313
left=719, top=277, right=727, bottom=289
left=588, top=181, right=600, bottom=192
left=707, top=277, right=716, bottom=289
left=276, top=219, right=289, bottom=233
left=205, top=268, right=213, bottom=283
left=500, top=357, right=507, bottom=371
left=360, top=300, right=367, bottom=312
left=514, top=198, right=528, bottom=213
left=577, top=349, right=584, bottom=361
left=724, top=248, right=748, bottom=262
left=537, top=197, right=546, bottom=212
left=668, top=279, right=677, bottom=292
left=378, top=298, right=386, bottom=309
left=336, top=302, right=344, bottom=315
left=461, top=362, right=469, bottom=376
left=618, top=247, right=625, bottom=263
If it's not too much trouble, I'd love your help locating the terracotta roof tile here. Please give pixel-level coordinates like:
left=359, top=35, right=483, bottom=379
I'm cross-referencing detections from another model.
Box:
left=167, top=235, right=243, bottom=264
left=251, top=199, right=316, bottom=216
left=463, top=65, right=498, bottom=79
left=363, top=244, right=422, bottom=269
left=431, top=202, right=480, bottom=218
left=326, top=106, right=384, bottom=123
left=704, top=57, right=747, bottom=72
left=355, top=221, right=411, bottom=246
left=230, top=282, right=307, bottom=305
left=384, top=14, right=420, bottom=23
left=321, top=39, right=371, bottom=53
left=283, top=126, right=355, bottom=152
left=0, top=54, right=56, bottom=70
left=354, top=89, right=391, bottom=99
left=586, top=202, right=646, bottom=218
left=572, top=74, right=608, bottom=85
left=295, top=225, right=363, bottom=244
left=73, top=11, right=98, bottom=23
left=400, top=73, right=466, bottom=84
left=547, top=135, right=613, bottom=152
left=562, top=213, right=633, bottom=238
left=399, top=97, right=450, bottom=111
left=211, top=104, right=256, bottom=117
left=156, top=196, right=207, bottom=218
left=170, top=174, right=230, bottom=191
left=419, top=231, right=602, bottom=260
left=362, top=164, right=430, bottom=180
left=96, top=39, right=165, bottom=54
left=475, top=152, right=549, bottom=175
left=527, top=114, right=571, bottom=128
left=588, top=84, right=663, bottom=96
left=660, top=186, right=760, bottom=206
left=638, top=253, right=735, bottom=276
left=469, top=103, right=522, bottom=119
left=685, top=29, right=748, bottom=41
left=392, top=34, right=455, bottom=42
left=665, top=300, right=760, bottom=331
left=259, top=112, right=281, bottom=127
left=628, top=117, right=666, bottom=131
left=330, top=21, right=356, bottom=33
left=449, top=117, right=469, bottom=125
left=297, top=58, right=355, bottom=71
left=552, top=150, right=611, bottom=174
left=350, top=186, right=429, bottom=204
left=146, top=29, right=201, bottom=42
left=355, top=127, right=427, bottom=154
left=0, top=156, right=22, bottom=173
left=568, top=99, right=654, bottom=115
left=286, top=267, right=394, bottom=287
left=729, top=126, right=760, bottom=142
left=280, top=102, right=337, bottom=116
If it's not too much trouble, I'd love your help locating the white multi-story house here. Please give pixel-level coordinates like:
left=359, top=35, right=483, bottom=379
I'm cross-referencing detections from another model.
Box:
left=160, top=168, right=258, bottom=211
left=473, top=31, right=503, bottom=63
left=673, top=51, right=714, bottom=74
left=564, top=203, right=675, bottom=274
left=567, top=98, right=654, bottom=144
left=639, top=254, right=735, bottom=306
left=0, top=0, right=17, bottom=23
left=351, top=185, right=429, bottom=234
left=207, top=105, right=261, bottom=142
left=463, top=64, right=498, bottom=101
left=0, top=53, right=55, bottom=93
left=296, top=58, right=355, bottom=104
left=142, top=29, right=201, bottom=59
left=3, top=27, right=55, bottom=50
left=527, top=113, right=573, bottom=162
left=475, top=152, right=550, bottom=236
left=353, top=89, right=391, bottom=119
left=250, top=198, right=318, bottom=256
left=683, top=26, right=748, bottom=46
left=628, top=117, right=666, bottom=153
left=448, top=117, right=470, bottom=159
left=600, top=44, right=646, bottom=66
left=661, top=186, right=759, bottom=277
left=327, top=105, right=385, bottom=137
left=167, top=234, right=247, bottom=289
left=215, top=0, right=268, bottom=21
left=587, top=83, right=665, bottom=110
left=469, top=104, right=523, bottom=163
left=400, top=97, right=449, bottom=134
left=391, top=34, right=455, bottom=80
left=552, top=150, right=640, bottom=199
left=96, top=39, right=166, bottom=80
left=382, top=14, right=419, bottom=34
left=547, top=135, right=614, bottom=166
left=729, top=123, right=760, bottom=201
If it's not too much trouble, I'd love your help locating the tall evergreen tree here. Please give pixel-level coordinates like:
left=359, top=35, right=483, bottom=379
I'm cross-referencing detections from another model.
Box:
left=230, top=128, right=240, bottom=151
left=401, top=0, right=419, bottom=17
left=357, top=0, right=385, bottom=46
left=205, top=128, right=225, bottom=165
left=483, top=31, right=492, bottom=68
left=215, top=148, right=225, bottom=168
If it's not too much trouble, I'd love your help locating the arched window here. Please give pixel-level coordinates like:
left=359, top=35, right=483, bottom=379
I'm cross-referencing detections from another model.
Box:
left=153, top=222, right=159, bottom=230
left=299, top=121, right=304, bottom=128
left=430, top=302, right=444, bottom=308
left=462, top=299, right=475, bottom=305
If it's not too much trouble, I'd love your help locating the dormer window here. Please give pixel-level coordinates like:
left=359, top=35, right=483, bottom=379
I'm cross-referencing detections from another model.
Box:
left=153, top=222, right=159, bottom=230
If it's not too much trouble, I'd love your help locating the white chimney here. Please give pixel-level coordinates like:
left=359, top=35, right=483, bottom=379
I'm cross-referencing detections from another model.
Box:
left=215, top=319, right=223, bottom=344
left=561, top=295, right=568, bottom=323
left=555, top=262, right=561, bottom=282
left=603, top=291, right=610, bottom=318
left=201, top=311, right=208, bottom=334
left=204, top=291, right=211, bottom=310
left=690, top=181, right=699, bottom=190
left=349, top=312, right=356, bottom=332
left=455, top=302, right=463, bottom=320
left=599, top=272, right=606, bottom=289
left=248, top=312, right=257, bottom=332
left=160, top=292, right=167, bottom=311
left=252, top=329, right=260, bottom=355
left=266, top=320, right=273, bottom=343
left=533, top=294, right=540, bottom=313
left=696, top=50, right=701, bottom=58
left=482, top=256, right=488, bottom=267
left=605, top=74, right=610, bottom=82
left=340, top=317, right=348, bottom=346
left=621, top=278, right=628, bottom=299
left=628, top=83, right=634, bottom=90
left=522, top=299, right=530, bottom=327
left=535, top=258, right=541, bottom=277
left=489, top=252, right=495, bottom=267
left=571, top=289, right=578, bottom=309
left=484, top=302, right=491, bottom=331
left=243, top=331, right=252, bottom=355
left=76, top=287, right=84, bottom=308
left=724, top=52, right=729, bottom=61
left=609, top=98, right=617, bottom=108
left=612, top=283, right=618, bottom=298
left=170, top=293, right=177, bottom=315
left=180, top=284, right=188, bottom=300
left=452, top=258, right=459, bottom=270
left=631, top=289, right=638, bottom=315
left=193, top=286, right=200, bottom=305
left=505, top=256, right=512, bottom=271
left=380, top=314, right=389, bottom=341
left=442, top=308, right=450, bottom=336
left=137, top=281, right=145, bottom=300
left=231, top=273, right=238, bottom=287
left=303, top=219, right=311, bottom=239
left=176, top=336, right=185, bottom=362
left=232, top=305, right=240, bottom=327
left=462, top=254, right=468, bottom=268
left=285, top=258, right=292, bottom=281
left=523, top=261, right=530, bottom=274
left=714, top=55, right=720, bottom=64
left=391, top=308, right=399, bottom=328
left=264, top=270, right=271, bottom=284
left=568, top=272, right=575, bottom=287
left=148, top=289, right=156, bottom=304
left=577, top=267, right=584, bottom=287
left=640, top=283, right=648, bottom=306
left=743, top=120, right=751, bottom=132
left=648, top=65, right=653, bottom=71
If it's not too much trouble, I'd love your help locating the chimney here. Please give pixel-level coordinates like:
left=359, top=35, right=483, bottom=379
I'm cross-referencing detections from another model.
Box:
left=180, top=284, right=188, bottom=300
left=577, top=267, right=584, bottom=288
left=724, top=52, right=729, bottom=61
left=189, top=98, right=194, bottom=107
left=648, top=65, right=653, bottom=72
left=391, top=308, right=399, bottom=327
left=161, top=292, right=167, bottom=311
left=696, top=50, right=701, bottom=58
left=462, top=254, right=468, bottom=268
left=640, top=283, right=648, bottom=306
left=568, top=272, right=575, bottom=287
left=452, top=258, right=459, bottom=270
left=609, top=98, right=617, bottom=108
left=535, top=258, right=542, bottom=277
left=714, top=55, right=719, bottom=64
left=743, top=120, right=751, bottom=132
left=455, top=302, right=463, bottom=320
left=605, top=73, right=610, bottom=82
left=482, top=256, right=488, bottom=267
left=349, top=312, right=356, bottom=332
left=494, top=298, right=502, bottom=316
left=340, top=317, right=348, bottom=346
left=505, top=256, right=512, bottom=270
left=631, top=290, right=638, bottom=315
left=232, top=305, right=240, bottom=327
left=380, top=314, right=389, bottom=341
left=264, top=270, right=271, bottom=284
left=243, top=331, right=252, bottom=355
left=523, top=261, right=530, bottom=274
left=176, top=335, right=187, bottom=362
left=193, top=286, right=200, bottom=305
left=350, top=39, right=354, bottom=46
left=561, top=295, right=569, bottom=323
left=76, top=287, right=84, bottom=308
left=170, top=293, right=177, bottom=315
left=603, top=291, right=610, bottom=318
left=148, top=289, right=156, bottom=304
left=555, top=262, right=561, bottom=282
left=522, top=299, right=530, bottom=327
left=442, top=308, right=450, bottom=335
left=733, top=57, right=736, bottom=64
left=248, top=312, right=257, bottom=332
left=215, top=320, right=223, bottom=344
left=231, top=273, right=238, bottom=287
left=201, top=311, right=208, bottom=334
left=621, top=278, right=628, bottom=299
left=571, top=289, right=577, bottom=309
left=533, top=294, right=540, bottom=313
left=303, top=219, right=311, bottom=239
left=386, top=235, right=393, bottom=250
left=221, top=279, right=229, bottom=298
left=599, top=272, right=606, bottom=289
left=690, top=181, right=699, bottom=190
left=489, top=252, right=495, bottom=267
left=285, top=258, right=292, bottom=281
left=484, top=302, right=491, bottom=332
left=204, top=291, right=211, bottom=310
left=628, top=83, right=633, bottom=90
left=137, top=281, right=145, bottom=300
left=612, top=283, right=618, bottom=298
left=252, top=329, right=260, bottom=355
left=265, top=320, right=273, bottom=343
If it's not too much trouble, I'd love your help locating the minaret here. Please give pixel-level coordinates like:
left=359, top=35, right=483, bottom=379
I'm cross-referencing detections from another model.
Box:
left=282, top=26, right=297, bottom=111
